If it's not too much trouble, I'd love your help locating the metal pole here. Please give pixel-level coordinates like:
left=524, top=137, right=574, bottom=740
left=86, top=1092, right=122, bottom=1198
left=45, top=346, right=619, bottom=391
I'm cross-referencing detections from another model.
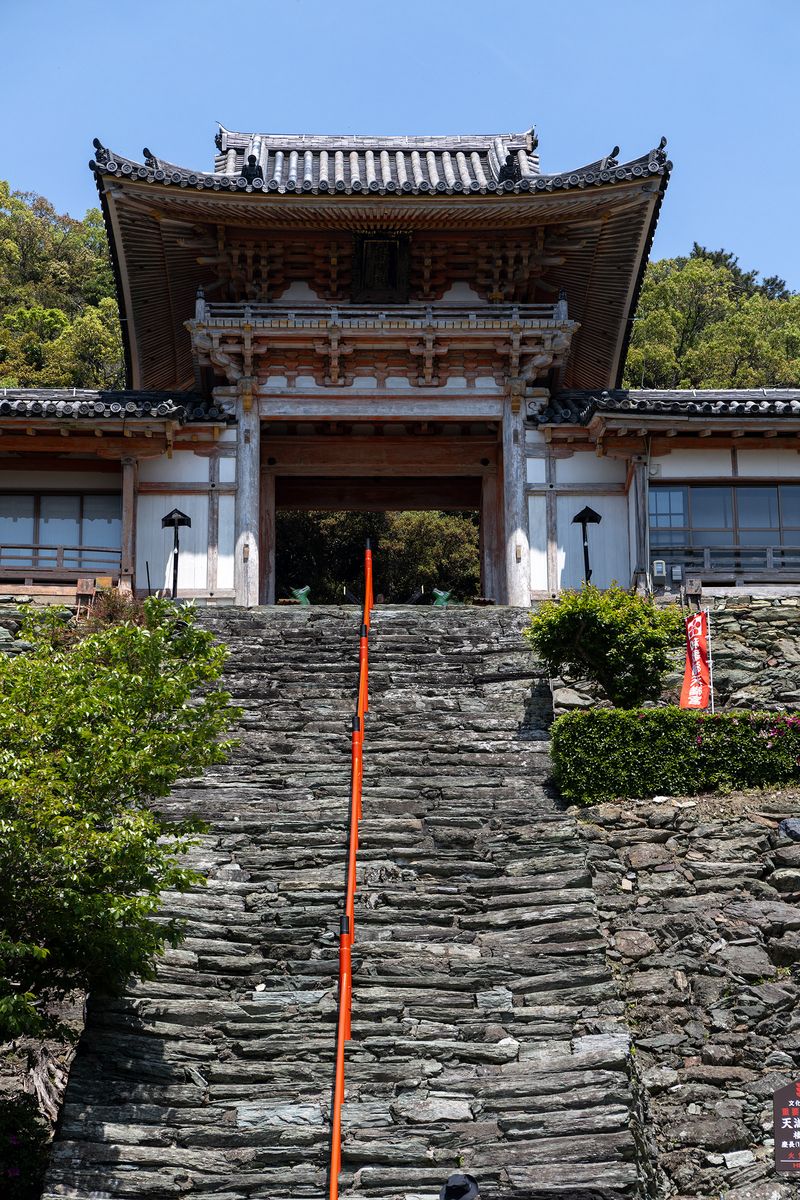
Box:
left=706, top=608, right=715, bottom=714
left=172, top=525, right=179, bottom=600
left=581, top=521, right=591, bottom=582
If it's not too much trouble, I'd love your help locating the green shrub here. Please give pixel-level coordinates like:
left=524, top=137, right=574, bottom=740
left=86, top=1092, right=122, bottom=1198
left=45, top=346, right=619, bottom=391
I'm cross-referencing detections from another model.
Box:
left=524, top=584, right=683, bottom=708
left=0, top=1094, right=50, bottom=1199
left=552, top=707, right=800, bottom=803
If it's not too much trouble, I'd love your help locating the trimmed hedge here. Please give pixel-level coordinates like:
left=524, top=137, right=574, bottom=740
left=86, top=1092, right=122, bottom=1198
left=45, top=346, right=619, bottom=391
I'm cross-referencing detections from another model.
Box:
left=551, top=707, right=800, bottom=803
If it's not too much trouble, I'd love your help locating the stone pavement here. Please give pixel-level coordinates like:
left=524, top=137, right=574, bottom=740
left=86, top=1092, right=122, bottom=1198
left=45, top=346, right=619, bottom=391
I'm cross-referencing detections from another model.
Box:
left=42, top=606, right=646, bottom=1200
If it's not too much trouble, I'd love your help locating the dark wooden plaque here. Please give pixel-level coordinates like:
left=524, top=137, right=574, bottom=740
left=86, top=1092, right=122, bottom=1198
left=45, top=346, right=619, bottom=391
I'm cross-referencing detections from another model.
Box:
left=350, top=233, right=411, bottom=304
left=774, top=1079, right=800, bottom=1174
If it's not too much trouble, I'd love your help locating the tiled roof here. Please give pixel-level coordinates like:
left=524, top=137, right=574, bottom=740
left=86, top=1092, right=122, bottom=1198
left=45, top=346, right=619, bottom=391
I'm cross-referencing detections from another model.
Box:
left=0, top=390, right=232, bottom=424
left=89, top=128, right=670, bottom=198
left=532, top=388, right=800, bottom=425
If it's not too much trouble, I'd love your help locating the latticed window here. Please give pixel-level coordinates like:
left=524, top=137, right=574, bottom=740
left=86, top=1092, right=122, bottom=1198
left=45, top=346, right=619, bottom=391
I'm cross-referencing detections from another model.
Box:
left=649, top=485, right=800, bottom=570
left=0, top=493, right=122, bottom=575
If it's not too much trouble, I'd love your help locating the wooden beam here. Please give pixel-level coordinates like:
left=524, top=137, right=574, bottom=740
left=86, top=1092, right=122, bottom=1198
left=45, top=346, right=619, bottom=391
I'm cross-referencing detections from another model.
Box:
left=137, top=483, right=237, bottom=494
left=275, top=475, right=481, bottom=511
left=0, top=436, right=168, bottom=456
left=259, top=435, right=497, bottom=476
left=650, top=436, right=800, bottom=454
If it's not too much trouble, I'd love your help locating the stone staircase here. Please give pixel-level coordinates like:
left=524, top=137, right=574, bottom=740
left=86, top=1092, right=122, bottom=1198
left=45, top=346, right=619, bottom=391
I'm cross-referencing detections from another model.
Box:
left=43, top=607, right=645, bottom=1200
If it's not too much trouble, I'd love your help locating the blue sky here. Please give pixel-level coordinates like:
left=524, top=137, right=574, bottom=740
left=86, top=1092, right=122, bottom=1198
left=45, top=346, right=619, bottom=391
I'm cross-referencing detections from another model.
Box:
left=3, top=0, right=798, bottom=288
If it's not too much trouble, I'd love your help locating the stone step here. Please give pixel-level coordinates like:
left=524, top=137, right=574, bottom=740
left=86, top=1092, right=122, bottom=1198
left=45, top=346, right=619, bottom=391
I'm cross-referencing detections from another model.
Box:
left=43, top=607, right=640, bottom=1200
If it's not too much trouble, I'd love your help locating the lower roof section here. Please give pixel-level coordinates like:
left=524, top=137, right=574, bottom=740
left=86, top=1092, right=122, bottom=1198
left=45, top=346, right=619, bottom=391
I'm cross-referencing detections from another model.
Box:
left=534, top=388, right=800, bottom=426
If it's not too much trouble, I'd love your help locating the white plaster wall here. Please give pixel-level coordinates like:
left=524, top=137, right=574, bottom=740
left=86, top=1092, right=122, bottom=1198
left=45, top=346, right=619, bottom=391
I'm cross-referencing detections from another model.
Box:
left=525, top=429, right=546, bottom=444
left=527, top=495, right=547, bottom=590
left=659, top=449, right=732, bottom=478
left=433, top=282, right=485, bottom=304
left=0, top=470, right=121, bottom=489
left=557, top=494, right=630, bottom=591
left=136, top=494, right=209, bottom=591
left=555, top=454, right=627, bottom=483
left=279, top=281, right=319, bottom=304
left=737, top=449, right=800, bottom=478
left=526, top=458, right=546, bottom=484
left=138, top=452, right=209, bottom=484
left=219, top=457, right=236, bottom=483
left=217, top=494, right=235, bottom=590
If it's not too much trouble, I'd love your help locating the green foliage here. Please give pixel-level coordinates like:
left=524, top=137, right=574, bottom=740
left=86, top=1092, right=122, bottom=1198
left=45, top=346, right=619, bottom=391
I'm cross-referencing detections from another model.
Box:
left=275, top=509, right=481, bottom=603
left=0, top=181, right=122, bottom=388
left=0, top=1093, right=50, bottom=1200
left=0, top=598, right=239, bottom=1040
left=623, top=249, right=800, bottom=390
left=552, top=708, right=800, bottom=804
left=524, top=584, right=684, bottom=708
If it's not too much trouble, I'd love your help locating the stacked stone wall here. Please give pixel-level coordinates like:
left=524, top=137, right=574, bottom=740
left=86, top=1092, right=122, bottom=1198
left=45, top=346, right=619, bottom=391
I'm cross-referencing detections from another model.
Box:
left=577, top=795, right=800, bottom=1200
left=551, top=598, right=800, bottom=716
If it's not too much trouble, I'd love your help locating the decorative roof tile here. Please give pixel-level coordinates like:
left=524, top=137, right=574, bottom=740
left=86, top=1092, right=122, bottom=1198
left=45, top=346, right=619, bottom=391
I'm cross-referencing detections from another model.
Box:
left=0, top=390, right=232, bottom=424
left=532, top=388, right=800, bottom=425
left=89, top=128, right=671, bottom=198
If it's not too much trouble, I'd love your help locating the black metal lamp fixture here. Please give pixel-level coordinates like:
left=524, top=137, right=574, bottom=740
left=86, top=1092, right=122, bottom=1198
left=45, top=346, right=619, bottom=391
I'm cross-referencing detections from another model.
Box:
left=161, top=508, right=192, bottom=599
left=572, top=505, right=602, bottom=583
left=439, top=1175, right=480, bottom=1200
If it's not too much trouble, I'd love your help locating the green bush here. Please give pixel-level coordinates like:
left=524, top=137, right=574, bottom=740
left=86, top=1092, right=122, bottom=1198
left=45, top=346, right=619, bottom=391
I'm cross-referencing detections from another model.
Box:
left=524, top=584, right=683, bottom=708
left=552, top=708, right=800, bottom=803
left=0, top=1094, right=50, bottom=1199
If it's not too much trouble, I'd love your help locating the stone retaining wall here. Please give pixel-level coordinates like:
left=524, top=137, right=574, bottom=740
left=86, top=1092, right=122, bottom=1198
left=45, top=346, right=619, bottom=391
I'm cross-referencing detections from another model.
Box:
left=551, top=598, right=800, bottom=716
left=576, top=794, right=800, bottom=1200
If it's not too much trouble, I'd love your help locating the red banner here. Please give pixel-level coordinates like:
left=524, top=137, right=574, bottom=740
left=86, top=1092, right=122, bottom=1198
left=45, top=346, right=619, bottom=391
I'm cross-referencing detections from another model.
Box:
left=680, top=611, right=710, bottom=709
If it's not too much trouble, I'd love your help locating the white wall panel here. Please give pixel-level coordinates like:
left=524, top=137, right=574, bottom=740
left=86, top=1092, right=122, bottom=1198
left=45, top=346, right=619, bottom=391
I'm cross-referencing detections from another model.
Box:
left=659, top=449, right=732, bottom=478
left=138, top=453, right=209, bottom=484
left=737, top=449, right=800, bottom=478
left=136, top=494, right=209, bottom=592
left=219, top=457, right=236, bottom=483
left=217, top=495, right=235, bottom=590
left=526, top=458, right=546, bottom=483
left=556, top=494, right=630, bottom=591
left=527, top=495, right=547, bottom=590
left=555, top=454, right=627, bottom=483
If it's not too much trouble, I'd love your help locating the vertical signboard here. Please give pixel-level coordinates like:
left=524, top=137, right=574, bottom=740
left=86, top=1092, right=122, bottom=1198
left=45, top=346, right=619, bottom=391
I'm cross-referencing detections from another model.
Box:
left=774, top=1080, right=800, bottom=1174
left=680, top=611, right=711, bottom=710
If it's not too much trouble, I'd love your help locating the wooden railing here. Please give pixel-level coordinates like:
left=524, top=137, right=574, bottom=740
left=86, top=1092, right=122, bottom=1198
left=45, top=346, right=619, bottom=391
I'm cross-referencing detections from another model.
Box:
left=330, top=540, right=373, bottom=1200
left=653, top=544, right=800, bottom=573
left=0, top=543, right=122, bottom=577
left=203, top=301, right=563, bottom=325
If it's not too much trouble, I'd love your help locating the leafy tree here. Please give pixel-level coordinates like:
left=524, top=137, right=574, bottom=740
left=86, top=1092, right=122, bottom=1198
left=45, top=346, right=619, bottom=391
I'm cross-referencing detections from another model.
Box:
left=275, top=510, right=481, bottom=603
left=524, top=583, right=684, bottom=708
left=623, top=250, right=799, bottom=390
left=377, top=510, right=480, bottom=601
left=688, top=243, right=789, bottom=302
left=0, top=598, right=238, bottom=1041
left=0, top=181, right=122, bottom=388
left=0, top=1093, right=50, bottom=1200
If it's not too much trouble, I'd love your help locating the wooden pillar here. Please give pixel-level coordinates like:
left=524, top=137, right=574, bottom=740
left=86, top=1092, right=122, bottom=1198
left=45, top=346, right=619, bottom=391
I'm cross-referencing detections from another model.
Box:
left=234, top=378, right=260, bottom=607
left=259, top=472, right=276, bottom=605
left=501, top=393, right=531, bottom=607
left=480, top=472, right=502, bottom=603
left=545, top=454, right=558, bottom=596
left=120, top=456, right=137, bottom=595
left=632, top=459, right=648, bottom=577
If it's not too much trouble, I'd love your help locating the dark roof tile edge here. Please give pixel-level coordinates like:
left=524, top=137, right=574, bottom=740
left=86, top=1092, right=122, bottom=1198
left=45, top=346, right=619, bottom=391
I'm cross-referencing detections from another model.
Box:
left=0, top=390, right=235, bottom=424
left=532, top=388, right=800, bottom=426
left=90, top=139, right=670, bottom=198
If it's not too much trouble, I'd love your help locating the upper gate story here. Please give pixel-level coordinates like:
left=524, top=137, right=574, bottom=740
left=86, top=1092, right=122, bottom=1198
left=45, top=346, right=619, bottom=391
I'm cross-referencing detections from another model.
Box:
left=2, top=123, right=800, bottom=604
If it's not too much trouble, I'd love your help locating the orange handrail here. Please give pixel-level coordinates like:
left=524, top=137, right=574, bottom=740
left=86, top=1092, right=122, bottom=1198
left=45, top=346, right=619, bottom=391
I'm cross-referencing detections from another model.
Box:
left=330, top=541, right=372, bottom=1200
